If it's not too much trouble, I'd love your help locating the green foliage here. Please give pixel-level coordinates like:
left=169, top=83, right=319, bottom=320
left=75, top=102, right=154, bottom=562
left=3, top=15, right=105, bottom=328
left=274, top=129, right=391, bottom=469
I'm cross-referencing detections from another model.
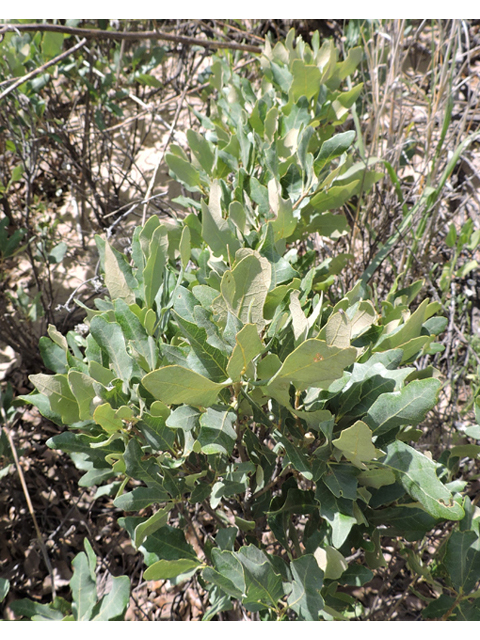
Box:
left=8, top=539, right=130, bottom=621
left=18, top=29, right=473, bottom=620
left=0, top=217, right=26, bottom=261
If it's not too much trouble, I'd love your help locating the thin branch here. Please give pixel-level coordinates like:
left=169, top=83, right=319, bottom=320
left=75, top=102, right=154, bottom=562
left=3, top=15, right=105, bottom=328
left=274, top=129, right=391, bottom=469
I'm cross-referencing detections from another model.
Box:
left=142, top=88, right=189, bottom=225
left=0, top=37, right=87, bottom=101
left=0, top=23, right=262, bottom=54
left=3, top=418, right=56, bottom=599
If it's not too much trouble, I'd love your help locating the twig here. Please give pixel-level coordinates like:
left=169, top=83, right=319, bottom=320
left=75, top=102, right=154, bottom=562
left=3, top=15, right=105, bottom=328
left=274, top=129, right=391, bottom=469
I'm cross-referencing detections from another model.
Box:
left=3, top=418, right=56, bottom=599
left=0, top=37, right=87, bottom=101
left=141, top=85, right=189, bottom=226
left=0, top=23, right=262, bottom=54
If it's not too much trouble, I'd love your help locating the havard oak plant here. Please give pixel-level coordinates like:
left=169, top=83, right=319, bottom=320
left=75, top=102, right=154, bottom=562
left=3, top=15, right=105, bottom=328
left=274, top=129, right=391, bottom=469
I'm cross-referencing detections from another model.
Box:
left=18, top=30, right=480, bottom=621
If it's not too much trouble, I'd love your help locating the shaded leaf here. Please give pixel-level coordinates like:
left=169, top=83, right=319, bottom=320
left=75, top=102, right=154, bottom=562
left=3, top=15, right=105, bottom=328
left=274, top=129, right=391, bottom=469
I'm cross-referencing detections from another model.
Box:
left=287, top=554, right=324, bottom=620
left=443, top=530, right=480, bottom=594
left=382, top=440, right=464, bottom=520
left=365, top=378, right=442, bottom=437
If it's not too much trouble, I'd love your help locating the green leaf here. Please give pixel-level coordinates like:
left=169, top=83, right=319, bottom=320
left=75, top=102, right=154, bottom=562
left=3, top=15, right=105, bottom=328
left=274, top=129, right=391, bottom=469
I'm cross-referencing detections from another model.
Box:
left=226, top=323, right=263, bottom=381
left=143, top=224, right=168, bottom=308
left=90, top=315, right=135, bottom=383
left=204, top=549, right=246, bottom=599
left=166, top=153, right=202, bottom=191
left=382, top=440, right=465, bottom=520
left=134, top=504, right=173, bottom=548
left=173, top=309, right=228, bottom=382
left=39, top=336, right=68, bottom=374
left=268, top=178, right=297, bottom=241
left=114, top=486, right=170, bottom=511
left=315, top=131, right=356, bottom=173
left=70, top=541, right=98, bottom=621
left=265, top=339, right=356, bottom=405
left=187, top=129, right=215, bottom=175
left=144, top=558, right=202, bottom=581
left=308, top=180, right=360, bottom=213
left=41, top=31, right=64, bottom=58
left=290, top=60, right=322, bottom=101
left=104, top=241, right=135, bottom=304
left=314, top=545, right=347, bottom=580
left=201, top=181, right=239, bottom=258
left=304, top=212, right=350, bottom=238
left=123, top=439, right=167, bottom=492
left=323, top=463, right=358, bottom=501
left=46, top=431, right=123, bottom=471
left=422, top=594, right=458, bottom=620
left=237, top=545, right=284, bottom=611
left=314, top=482, right=357, bottom=548
left=198, top=405, right=237, bottom=456
left=368, top=505, right=440, bottom=542
left=166, top=405, right=201, bottom=431
left=373, top=299, right=431, bottom=357
left=142, top=365, right=228, bottom=407
left=9, top=599, right=64, bottom=621
left=121, top=521, right=197, bottom=566
left=67, top=371, right=97, bottom=421
left=114, top=299, right=158, bottom=371
left=332, top=421, right=377, bottom=469
left=443, top=530, right=480, bottom=593
left=365, top=378, right=442, bottom=437
left=270, top=61, right=293, bottom=94
left=215, top=250, right=272, bottom=331
left=445, top=223, right=457, bottom=248
left=287, top=554, right=324, bottom=620
left=179, top=224, right=191, bottom=269
left=0, top=578, right=10, bottom=604
left=92, top=576, right=130, bottom=621
left=29, top=373, right=79, bottom=425
left=273, top=430, right=312, bottom=480
left=135, top=72, right=162, bottom=87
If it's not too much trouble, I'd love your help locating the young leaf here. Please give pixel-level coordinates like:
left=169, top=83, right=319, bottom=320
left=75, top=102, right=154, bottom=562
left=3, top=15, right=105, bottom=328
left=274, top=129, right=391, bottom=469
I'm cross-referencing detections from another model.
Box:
left=104, top=241, right=135, bottom=305
left=93, top=403, right=123, bottom=435
left=201, top=181, right=239, bottom=258
left=332, top=420, right=377, bottom=469
left=226, top=323, right=263, bottom=381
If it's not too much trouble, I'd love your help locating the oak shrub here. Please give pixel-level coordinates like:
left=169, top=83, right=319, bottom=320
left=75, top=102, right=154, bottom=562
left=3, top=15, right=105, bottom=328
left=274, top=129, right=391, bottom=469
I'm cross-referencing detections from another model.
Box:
left=20, top=30, right=480, bottom=621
